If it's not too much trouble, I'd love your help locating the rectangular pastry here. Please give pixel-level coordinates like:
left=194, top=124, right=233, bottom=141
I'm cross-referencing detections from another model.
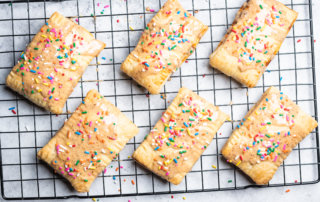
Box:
left=222, top=86, right=318, bottom=184
left=6, top=12, right=105, bottom=114
left=133, top=87, right=229, bottom=184
left=121, top=0, right=208, bottom=94
left=210, top=0, right=298, bottom=87
left=37, top=89, right=139, bottom=192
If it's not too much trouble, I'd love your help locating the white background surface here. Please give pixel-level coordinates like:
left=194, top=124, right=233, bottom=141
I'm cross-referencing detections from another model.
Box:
left=0, top=0, right=320, bottom=201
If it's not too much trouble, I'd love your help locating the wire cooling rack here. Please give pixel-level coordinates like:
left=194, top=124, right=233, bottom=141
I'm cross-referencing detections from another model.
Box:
left=0, top=0, right=318, bottom=200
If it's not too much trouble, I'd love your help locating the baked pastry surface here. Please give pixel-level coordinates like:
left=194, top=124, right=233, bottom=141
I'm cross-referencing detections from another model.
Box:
left=210, top=0, right=298, bottom=87
left=121, top=0, right=208, bottom=94
left=37, top=89, right=139, bottom=192
left=6, top=12, right=105, bottom=114
left=133, top=87, right=229, bottom=184
left=222, top=86, right=318, bottom=184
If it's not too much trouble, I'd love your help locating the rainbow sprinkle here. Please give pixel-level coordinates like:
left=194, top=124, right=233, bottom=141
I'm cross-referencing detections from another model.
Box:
left=136, top=8, right=193, bottom=73
left=232, top=89, right=296, bottom=165
left=230, top=3, right=285, bottom=70
left=49, top=95, right=120, bottom=182
left=14, top=19, right=87, bottom=103
left=148, top=93, right=218, bottom=177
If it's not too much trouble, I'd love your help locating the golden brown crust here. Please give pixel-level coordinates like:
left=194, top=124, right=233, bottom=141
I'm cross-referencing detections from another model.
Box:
left=121, top=0, right=208, bottom=94
left=6, top=12, right=106, bottom=114
left=133, top=87, right=229, bottom=185
left=37, top=89, right=139, bottom=192
left=222, top=86, right=318, bottom=184
left=209, top=0, right=298, bottom=87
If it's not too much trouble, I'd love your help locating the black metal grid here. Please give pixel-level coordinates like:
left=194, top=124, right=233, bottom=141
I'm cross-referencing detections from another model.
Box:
left=0, top=0, right=318, bottom=200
